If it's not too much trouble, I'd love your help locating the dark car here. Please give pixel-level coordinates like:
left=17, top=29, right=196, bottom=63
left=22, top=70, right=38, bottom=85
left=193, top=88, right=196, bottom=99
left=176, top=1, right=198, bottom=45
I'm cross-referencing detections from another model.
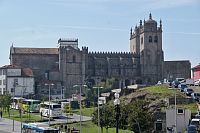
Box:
left=195, top=111, right=200, bottom=119
left=191, top=92, right=200, bottom=101
left=184, top=88, right=194, bottom=96
left=172, top=80, right=180, bottom=88
left=187, top=125, right=198, bottom=133
left=178, top=83, right=187, bottom=92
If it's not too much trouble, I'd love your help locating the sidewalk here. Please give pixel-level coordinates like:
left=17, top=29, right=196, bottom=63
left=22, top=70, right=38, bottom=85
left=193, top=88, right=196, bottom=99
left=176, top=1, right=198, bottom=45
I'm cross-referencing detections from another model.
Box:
left=0, top=117, right=22, bottom=133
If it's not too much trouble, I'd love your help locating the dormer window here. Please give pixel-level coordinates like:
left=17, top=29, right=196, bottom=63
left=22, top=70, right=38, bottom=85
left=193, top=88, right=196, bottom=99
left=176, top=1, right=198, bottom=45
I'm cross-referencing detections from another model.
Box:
left=149, top=36, right=152, bottom=43
left=154, top=36, right=158, bottom=43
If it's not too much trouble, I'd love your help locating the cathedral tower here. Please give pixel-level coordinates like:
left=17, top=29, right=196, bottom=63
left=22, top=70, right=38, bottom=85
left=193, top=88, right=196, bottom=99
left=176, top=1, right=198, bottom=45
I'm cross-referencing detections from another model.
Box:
left=130, top=13, right=164, bottom=84
left=58, top=38, right=88, bottom=97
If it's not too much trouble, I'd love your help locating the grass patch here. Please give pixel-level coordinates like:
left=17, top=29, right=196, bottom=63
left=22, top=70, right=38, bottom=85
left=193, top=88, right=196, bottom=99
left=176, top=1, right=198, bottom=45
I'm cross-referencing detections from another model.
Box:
left=176, top=103, right=198, bottom=113
left=53, top=121, right=133, bottom=133
left=143, top=85, right=185, bottom=99
left=142, top=85, right=198, bottom=113
left=2, top=109, right=47, bottom=122
left=73, top=107, right=96, bottom=117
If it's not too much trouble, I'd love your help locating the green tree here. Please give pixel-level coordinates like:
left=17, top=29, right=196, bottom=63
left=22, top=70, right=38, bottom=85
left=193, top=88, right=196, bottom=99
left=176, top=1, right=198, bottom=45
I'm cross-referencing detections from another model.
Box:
left=92, top=104, right=115, bottom=133
left=0, top=95, right=12, bottom=117
left=127, top=100, right=153, bottom=132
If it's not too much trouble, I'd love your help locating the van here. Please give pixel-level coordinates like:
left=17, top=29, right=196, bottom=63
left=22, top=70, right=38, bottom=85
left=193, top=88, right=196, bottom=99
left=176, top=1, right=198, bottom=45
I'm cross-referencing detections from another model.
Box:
left=176, top=78, right=185, bottom=83
left=190, top=118, right=200, bottom=129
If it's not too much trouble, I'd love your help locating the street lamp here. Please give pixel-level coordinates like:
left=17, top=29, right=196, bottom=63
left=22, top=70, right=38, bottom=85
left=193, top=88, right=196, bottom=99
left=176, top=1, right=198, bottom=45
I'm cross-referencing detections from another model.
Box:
left=73, top=84, right=87, bottom=133
left=45, top=83, right=54, bottom=126
left=114, top=92, right=120, bottom=133
left=174, top=88, right=177, bottom=133
left=61, top=86, right=64, bottom=99
left=93, top=86, right=103, bottom=133
left=12, top=79, right=18, bottom=132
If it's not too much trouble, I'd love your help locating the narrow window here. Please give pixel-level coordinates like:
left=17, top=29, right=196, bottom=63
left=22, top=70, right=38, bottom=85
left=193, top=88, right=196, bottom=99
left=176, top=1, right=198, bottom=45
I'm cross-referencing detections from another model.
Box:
left=149, top=36, right=152, bottom=43
left=72, top=55, right=76, bottom=63
left=3, top=79, right=6, bottom=85
left=141, top=37, right=143, bottom=44
left=154, top=36, right=158, bottom=43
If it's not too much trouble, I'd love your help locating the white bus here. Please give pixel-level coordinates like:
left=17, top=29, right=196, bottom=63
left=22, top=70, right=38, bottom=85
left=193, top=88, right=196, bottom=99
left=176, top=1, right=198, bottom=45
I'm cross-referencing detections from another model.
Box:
left=11, top=97, right=25, bottom=110
left=39, top=102, right=62, bottom=118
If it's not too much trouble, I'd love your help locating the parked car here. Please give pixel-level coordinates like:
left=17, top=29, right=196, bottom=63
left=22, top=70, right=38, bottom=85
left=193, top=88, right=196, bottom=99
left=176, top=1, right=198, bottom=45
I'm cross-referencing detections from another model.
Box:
left=194, top=79, right=200, bottom=86
left=187, top=125, right=198, bottom=133
left=172, top=80, right=180, bottom=88
left=191, top=92, right=200, bottom=101
left=186, top=79, right=194, bottom=86
left=157, top=81, right=162, bottom=85
left=195, top=111, right=200, bottom=119
left=190, top=118, right=200, bottom=130
left=184, top=88, right=194, bottom=96
left=176, top=78, right=185, bottom=83
left=178, top=83, right=187, bottom=92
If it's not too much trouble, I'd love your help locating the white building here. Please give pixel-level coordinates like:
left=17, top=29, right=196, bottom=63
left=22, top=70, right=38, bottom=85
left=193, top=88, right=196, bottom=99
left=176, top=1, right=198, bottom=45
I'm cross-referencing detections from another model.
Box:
left=0, top=65, right=34, bottom=96
left=166, top=108, right=191, bottom=133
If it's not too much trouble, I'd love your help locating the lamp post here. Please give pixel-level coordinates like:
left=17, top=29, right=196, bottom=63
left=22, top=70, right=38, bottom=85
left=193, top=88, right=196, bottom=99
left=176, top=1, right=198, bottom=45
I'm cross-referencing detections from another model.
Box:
left=12, top=87, right=15, bottom=132
left=114, top=92, right=120, bottom=133
left=45, top=83, right=54, bottom=126
left=73, top=84, right=87, bottom=133
left=174, top=88, right=177, bottom=133
left=93, top=86, right=103, bottom=133
left=61, top=86, right=64, bottom=99
left=12, top=79, right=18, bottom=132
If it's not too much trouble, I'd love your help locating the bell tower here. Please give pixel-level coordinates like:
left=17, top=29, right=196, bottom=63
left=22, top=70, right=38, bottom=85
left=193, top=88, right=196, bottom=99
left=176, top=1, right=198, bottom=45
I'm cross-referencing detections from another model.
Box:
left=130, top=13, right=164, bottom=84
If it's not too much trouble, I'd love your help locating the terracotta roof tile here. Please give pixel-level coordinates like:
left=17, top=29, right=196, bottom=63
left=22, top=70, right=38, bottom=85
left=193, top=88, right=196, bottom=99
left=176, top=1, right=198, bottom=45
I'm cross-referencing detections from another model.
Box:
left=0, top=65, right=33, bottom=77
left=0, top=64, right=21, bottom=69
left=22, top=68, right=33, bottom=77
left=13, top=47, right=58, bottom=55
left=192, top=64, right=200, bottom=70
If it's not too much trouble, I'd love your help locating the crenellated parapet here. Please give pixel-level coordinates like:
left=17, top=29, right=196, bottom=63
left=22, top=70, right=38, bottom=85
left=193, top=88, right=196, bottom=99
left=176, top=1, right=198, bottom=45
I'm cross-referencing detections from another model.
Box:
left=82, top=46, right=88, bottom=53
left=88, top=51, right=139, bottom=58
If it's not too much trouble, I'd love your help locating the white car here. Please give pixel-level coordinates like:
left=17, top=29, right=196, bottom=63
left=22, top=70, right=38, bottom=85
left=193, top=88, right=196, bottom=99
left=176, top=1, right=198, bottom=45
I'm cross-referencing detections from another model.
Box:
left=194, top=79, right=200, bottom=86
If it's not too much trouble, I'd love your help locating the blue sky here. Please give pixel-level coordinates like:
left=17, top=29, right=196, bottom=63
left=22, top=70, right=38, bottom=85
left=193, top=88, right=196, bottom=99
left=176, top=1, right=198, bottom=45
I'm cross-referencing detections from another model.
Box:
left=0, top=0, right=199, bottom=67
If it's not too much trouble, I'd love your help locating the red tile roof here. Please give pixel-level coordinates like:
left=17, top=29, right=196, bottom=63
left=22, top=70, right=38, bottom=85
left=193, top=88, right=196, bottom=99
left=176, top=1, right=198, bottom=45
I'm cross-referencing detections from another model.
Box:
left=192, top=64, right=200, bottom=70
left=0, top=64, right=21, bottom=69
left=0, top=65, right=33, bottom=77
left=13, top=47, right=58, bottom=55
left=22, top=68, right=33, bottom=77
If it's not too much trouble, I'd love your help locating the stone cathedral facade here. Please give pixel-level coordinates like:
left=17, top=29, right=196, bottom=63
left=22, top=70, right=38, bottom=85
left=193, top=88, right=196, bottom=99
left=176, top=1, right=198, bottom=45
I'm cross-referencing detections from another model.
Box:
left=9, top=14, right=191, bottom=98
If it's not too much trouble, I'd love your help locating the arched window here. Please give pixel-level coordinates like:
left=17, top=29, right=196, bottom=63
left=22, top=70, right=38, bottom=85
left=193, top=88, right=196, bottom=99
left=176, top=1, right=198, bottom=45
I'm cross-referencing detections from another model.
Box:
left=72, top=55, right=76, bottom=63
left=149, top=36, right=152, bottom=43
left=154, top=36, right=158, bottom=43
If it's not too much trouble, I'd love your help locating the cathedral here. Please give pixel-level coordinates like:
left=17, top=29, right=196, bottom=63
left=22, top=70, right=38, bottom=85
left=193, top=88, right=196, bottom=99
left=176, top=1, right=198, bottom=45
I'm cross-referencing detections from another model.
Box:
left=9, top=13, right=191, bottom=98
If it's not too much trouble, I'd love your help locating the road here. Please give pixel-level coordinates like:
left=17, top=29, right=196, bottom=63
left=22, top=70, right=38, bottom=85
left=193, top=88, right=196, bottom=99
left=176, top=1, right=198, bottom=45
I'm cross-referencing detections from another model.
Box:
left=0, top=113, right=91, bottom=133
left=0, top=118, right=22, bottom=133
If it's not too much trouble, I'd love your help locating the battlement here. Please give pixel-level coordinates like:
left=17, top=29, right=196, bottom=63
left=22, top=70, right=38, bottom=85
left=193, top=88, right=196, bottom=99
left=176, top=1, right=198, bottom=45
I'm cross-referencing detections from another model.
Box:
left=88, top=51, right=139, bottom=58
left=82, top=46, right=88, bottom=53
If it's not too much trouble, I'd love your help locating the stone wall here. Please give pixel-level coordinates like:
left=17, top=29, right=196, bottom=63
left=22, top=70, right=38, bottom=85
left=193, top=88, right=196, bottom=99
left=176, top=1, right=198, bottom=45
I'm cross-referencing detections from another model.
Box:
left=163, top=60, right=191, bottom=80
left=11, top=54, right=59, bottom=81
